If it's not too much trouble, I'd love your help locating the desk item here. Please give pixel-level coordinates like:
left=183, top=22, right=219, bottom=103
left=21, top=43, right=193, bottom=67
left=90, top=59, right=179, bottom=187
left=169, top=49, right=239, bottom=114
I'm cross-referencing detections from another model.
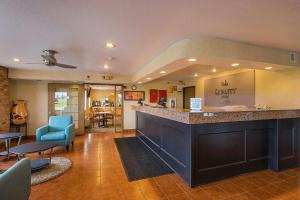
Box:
left=190, top=98, right=202, bottom=111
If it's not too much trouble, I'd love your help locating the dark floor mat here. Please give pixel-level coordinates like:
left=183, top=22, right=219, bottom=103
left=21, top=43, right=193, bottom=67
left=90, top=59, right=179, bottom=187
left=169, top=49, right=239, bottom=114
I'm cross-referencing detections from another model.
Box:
left=114, top=137, right=173, bottom=181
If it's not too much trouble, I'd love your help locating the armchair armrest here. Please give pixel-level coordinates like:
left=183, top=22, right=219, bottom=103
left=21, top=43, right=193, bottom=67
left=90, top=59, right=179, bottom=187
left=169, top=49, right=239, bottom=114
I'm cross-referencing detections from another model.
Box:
left=65, top=123, right=75, bottom=145
left=36, top=125, right=49, bottom=141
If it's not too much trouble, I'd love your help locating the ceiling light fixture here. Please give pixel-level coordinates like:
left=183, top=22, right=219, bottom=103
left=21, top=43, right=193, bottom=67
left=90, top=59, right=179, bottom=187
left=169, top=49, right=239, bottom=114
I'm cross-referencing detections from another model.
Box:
left=188, top=58, right=197, bottom=62
left=13, top=58, right=20, bottom=62
left=106, top=42, right=116, bottom=48
left=194, top=73, right=198, bottom=77
left=104, top=64, right=109, bottom=69
left=212, top=68, right=217, bottom=73
left=264, top=66, right=273, bottom=70
left=231, top=63, right=240, bottom=67
left=147, top=77, right=151, bottom=80
left=160, top=71, right=166, bottom=74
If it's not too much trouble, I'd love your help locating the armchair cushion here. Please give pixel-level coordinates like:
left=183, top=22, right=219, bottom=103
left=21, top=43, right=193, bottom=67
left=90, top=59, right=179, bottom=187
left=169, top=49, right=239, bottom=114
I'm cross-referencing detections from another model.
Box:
left=41, top=131, right=66, bottom=141
left=49, top=116, right=73, bottom=132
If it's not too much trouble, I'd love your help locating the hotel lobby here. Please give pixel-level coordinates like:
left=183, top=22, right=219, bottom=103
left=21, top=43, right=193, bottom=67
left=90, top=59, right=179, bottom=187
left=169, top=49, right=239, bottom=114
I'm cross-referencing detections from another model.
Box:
left=1, top=1, right=300, bottom=200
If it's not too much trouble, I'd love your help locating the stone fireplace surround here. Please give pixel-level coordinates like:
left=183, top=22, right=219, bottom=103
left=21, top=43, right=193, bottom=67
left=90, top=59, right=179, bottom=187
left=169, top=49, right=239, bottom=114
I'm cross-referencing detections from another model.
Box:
left=0, top=66, right=9, bottom=132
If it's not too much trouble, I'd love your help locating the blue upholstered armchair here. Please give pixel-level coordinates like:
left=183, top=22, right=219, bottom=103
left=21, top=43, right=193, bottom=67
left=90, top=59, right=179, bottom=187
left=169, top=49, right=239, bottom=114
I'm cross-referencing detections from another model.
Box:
left=0, top=158, right=31, bottom=200
left=36, top=115, right=75, bottom=151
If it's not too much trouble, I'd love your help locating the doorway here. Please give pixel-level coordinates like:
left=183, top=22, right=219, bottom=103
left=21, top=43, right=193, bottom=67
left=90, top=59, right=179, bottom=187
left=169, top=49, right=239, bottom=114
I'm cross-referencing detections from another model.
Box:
left=84, top=84, right=124, bottom=133
left=48, top=83, right=85, bottom=135
left=183, top=86, right=195, bottom=109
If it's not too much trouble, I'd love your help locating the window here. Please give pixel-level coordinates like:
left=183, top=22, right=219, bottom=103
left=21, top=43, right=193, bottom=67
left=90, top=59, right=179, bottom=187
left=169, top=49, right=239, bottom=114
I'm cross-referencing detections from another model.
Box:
left=55, top=92, right=68, bottom=111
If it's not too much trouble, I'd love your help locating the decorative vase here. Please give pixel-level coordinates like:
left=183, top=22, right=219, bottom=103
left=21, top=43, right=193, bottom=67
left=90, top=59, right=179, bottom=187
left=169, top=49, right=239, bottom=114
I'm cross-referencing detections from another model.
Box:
left=11, top=100, right=28, bottom=125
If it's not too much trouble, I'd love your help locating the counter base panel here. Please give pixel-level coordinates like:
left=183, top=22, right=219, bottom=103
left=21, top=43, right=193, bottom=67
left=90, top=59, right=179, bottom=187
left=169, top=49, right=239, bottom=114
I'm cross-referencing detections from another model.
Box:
left=136, top=111, right=300, bottom=187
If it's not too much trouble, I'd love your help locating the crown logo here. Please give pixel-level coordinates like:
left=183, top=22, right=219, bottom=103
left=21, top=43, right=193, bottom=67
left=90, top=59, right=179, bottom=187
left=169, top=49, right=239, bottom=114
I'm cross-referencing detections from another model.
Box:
left=221, top=80, right=228, bottom=86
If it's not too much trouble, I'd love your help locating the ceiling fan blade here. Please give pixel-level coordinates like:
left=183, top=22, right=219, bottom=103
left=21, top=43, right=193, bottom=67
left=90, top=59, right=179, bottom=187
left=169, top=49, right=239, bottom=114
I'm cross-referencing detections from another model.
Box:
left=24, top=62, right=44, bottom=64
left=56, top=63, right=77, bottom=69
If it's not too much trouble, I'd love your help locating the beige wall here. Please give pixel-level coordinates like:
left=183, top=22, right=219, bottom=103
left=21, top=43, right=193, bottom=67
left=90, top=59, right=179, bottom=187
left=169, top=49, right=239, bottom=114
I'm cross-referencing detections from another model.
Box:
left=9, top=80, right=48, bottom=136
left=10, top=67, right=300, bottom=132
left=90, top=89, right=115, bottom=105
left=185, top=67, right=300, bottom=108
left=9, top=79, right=183, bottom=131
left=184, top=69, right=255, bottom=105
left=255, top=68, right=300, bottom=107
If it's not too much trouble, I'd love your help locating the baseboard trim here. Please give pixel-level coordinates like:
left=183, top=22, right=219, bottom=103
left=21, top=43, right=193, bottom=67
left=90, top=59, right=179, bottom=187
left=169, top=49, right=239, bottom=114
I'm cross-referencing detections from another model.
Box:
left=24, top=135, right=36, bottom=140
left=123, top=129, right=136, bottom=134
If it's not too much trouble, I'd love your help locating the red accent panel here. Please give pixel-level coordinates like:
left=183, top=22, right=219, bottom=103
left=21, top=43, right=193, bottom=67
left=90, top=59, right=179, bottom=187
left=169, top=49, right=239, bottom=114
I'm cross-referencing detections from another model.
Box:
left=159, top=90, right=167, bottom=101
left=150, top=89, right=158, bottom=103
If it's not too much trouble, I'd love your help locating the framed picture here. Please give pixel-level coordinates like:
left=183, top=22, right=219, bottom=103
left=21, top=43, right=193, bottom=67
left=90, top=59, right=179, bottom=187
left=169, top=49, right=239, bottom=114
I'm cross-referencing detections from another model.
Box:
left=149, top=89, right=167, bottom=103
left=150, top=89, right=158, bottom=103
left=124, top=91, right=145, bottom=101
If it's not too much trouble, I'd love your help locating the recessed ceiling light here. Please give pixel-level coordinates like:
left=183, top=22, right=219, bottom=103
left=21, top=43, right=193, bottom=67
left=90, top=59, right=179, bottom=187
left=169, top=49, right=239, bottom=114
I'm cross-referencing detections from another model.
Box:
left=194, top=73, right=198, bottom=77
left=106, top=42, right=116, bottom=48
left=147, top=77, right=151, bottom=80
left=160, top=71, right=166, bottom=74
left=212, top=68, right=217, bottom=73
left=13, top=58, right=20, bottom=62
left=264, top=66, right=273, bottom=70
left=104, top=64, right=109, bottom=69
left=138, top=81, right=143, bottom=84
left=188, top=58, right=197, bottom=62
left=231, top=63, right=240, bottom=67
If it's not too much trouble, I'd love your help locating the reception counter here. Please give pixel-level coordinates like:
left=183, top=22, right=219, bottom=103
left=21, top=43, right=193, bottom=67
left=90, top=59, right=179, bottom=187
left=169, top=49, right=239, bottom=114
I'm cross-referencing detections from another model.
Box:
left=133, top=106, right=300, bottom=187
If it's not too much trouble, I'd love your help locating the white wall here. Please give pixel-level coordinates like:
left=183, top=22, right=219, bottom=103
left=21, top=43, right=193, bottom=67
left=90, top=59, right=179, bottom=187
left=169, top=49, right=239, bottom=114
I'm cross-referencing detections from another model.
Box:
left=9, top=80, right=48, bottom=136
left=123, top=80, right=183, bottom=129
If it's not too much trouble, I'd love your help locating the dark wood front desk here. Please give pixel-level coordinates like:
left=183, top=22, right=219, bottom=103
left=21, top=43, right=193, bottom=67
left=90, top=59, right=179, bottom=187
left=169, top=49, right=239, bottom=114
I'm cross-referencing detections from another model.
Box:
left=134, top=107, right=300, bottom=187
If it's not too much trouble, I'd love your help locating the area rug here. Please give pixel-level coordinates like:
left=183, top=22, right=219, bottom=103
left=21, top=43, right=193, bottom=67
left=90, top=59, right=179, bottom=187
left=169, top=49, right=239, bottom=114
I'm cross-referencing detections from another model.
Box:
left=114, top=137, right=173, bottom=181
left=31, top=157, right=72, bottom=185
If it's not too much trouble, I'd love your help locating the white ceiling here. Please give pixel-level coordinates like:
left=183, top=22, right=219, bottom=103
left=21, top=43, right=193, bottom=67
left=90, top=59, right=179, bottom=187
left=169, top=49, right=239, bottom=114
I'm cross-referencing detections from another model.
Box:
left=1, top=0, right=300, bottom=77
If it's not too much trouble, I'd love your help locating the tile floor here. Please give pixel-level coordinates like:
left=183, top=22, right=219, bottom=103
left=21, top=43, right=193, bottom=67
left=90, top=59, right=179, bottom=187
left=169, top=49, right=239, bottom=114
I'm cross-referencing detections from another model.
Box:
left=1, top=132, right=300, bottom=200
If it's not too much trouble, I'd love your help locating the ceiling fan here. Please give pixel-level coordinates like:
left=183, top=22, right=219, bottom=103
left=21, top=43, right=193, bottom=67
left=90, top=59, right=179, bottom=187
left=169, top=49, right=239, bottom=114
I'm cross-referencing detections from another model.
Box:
left=25, top=49, right=77, bottom=69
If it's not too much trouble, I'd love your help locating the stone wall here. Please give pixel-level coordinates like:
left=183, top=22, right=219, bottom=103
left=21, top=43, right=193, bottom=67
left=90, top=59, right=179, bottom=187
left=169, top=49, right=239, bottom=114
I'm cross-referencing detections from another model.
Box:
left=0, top=66, right=9, bottom=132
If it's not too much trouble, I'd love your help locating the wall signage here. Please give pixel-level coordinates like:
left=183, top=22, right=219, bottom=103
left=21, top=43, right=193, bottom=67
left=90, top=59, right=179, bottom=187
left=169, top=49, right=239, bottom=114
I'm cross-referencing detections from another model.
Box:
left=214, top=80, right=238, bottom=99
left=204, top=71, right=255, bottom=106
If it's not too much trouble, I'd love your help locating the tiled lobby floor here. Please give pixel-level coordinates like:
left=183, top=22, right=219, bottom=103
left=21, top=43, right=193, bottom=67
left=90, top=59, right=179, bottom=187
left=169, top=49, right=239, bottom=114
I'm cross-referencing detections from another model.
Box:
left=1, top=132, right=300, bottom=200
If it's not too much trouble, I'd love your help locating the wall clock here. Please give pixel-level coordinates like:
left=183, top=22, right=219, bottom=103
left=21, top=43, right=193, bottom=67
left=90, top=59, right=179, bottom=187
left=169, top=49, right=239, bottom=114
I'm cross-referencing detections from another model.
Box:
left=131, top=85, right=137, bottom=90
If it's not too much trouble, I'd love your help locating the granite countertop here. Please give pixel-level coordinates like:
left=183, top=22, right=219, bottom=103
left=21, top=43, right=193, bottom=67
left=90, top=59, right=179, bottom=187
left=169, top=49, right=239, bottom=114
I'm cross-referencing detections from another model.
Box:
left=132, top=105, right=300, bottom=124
